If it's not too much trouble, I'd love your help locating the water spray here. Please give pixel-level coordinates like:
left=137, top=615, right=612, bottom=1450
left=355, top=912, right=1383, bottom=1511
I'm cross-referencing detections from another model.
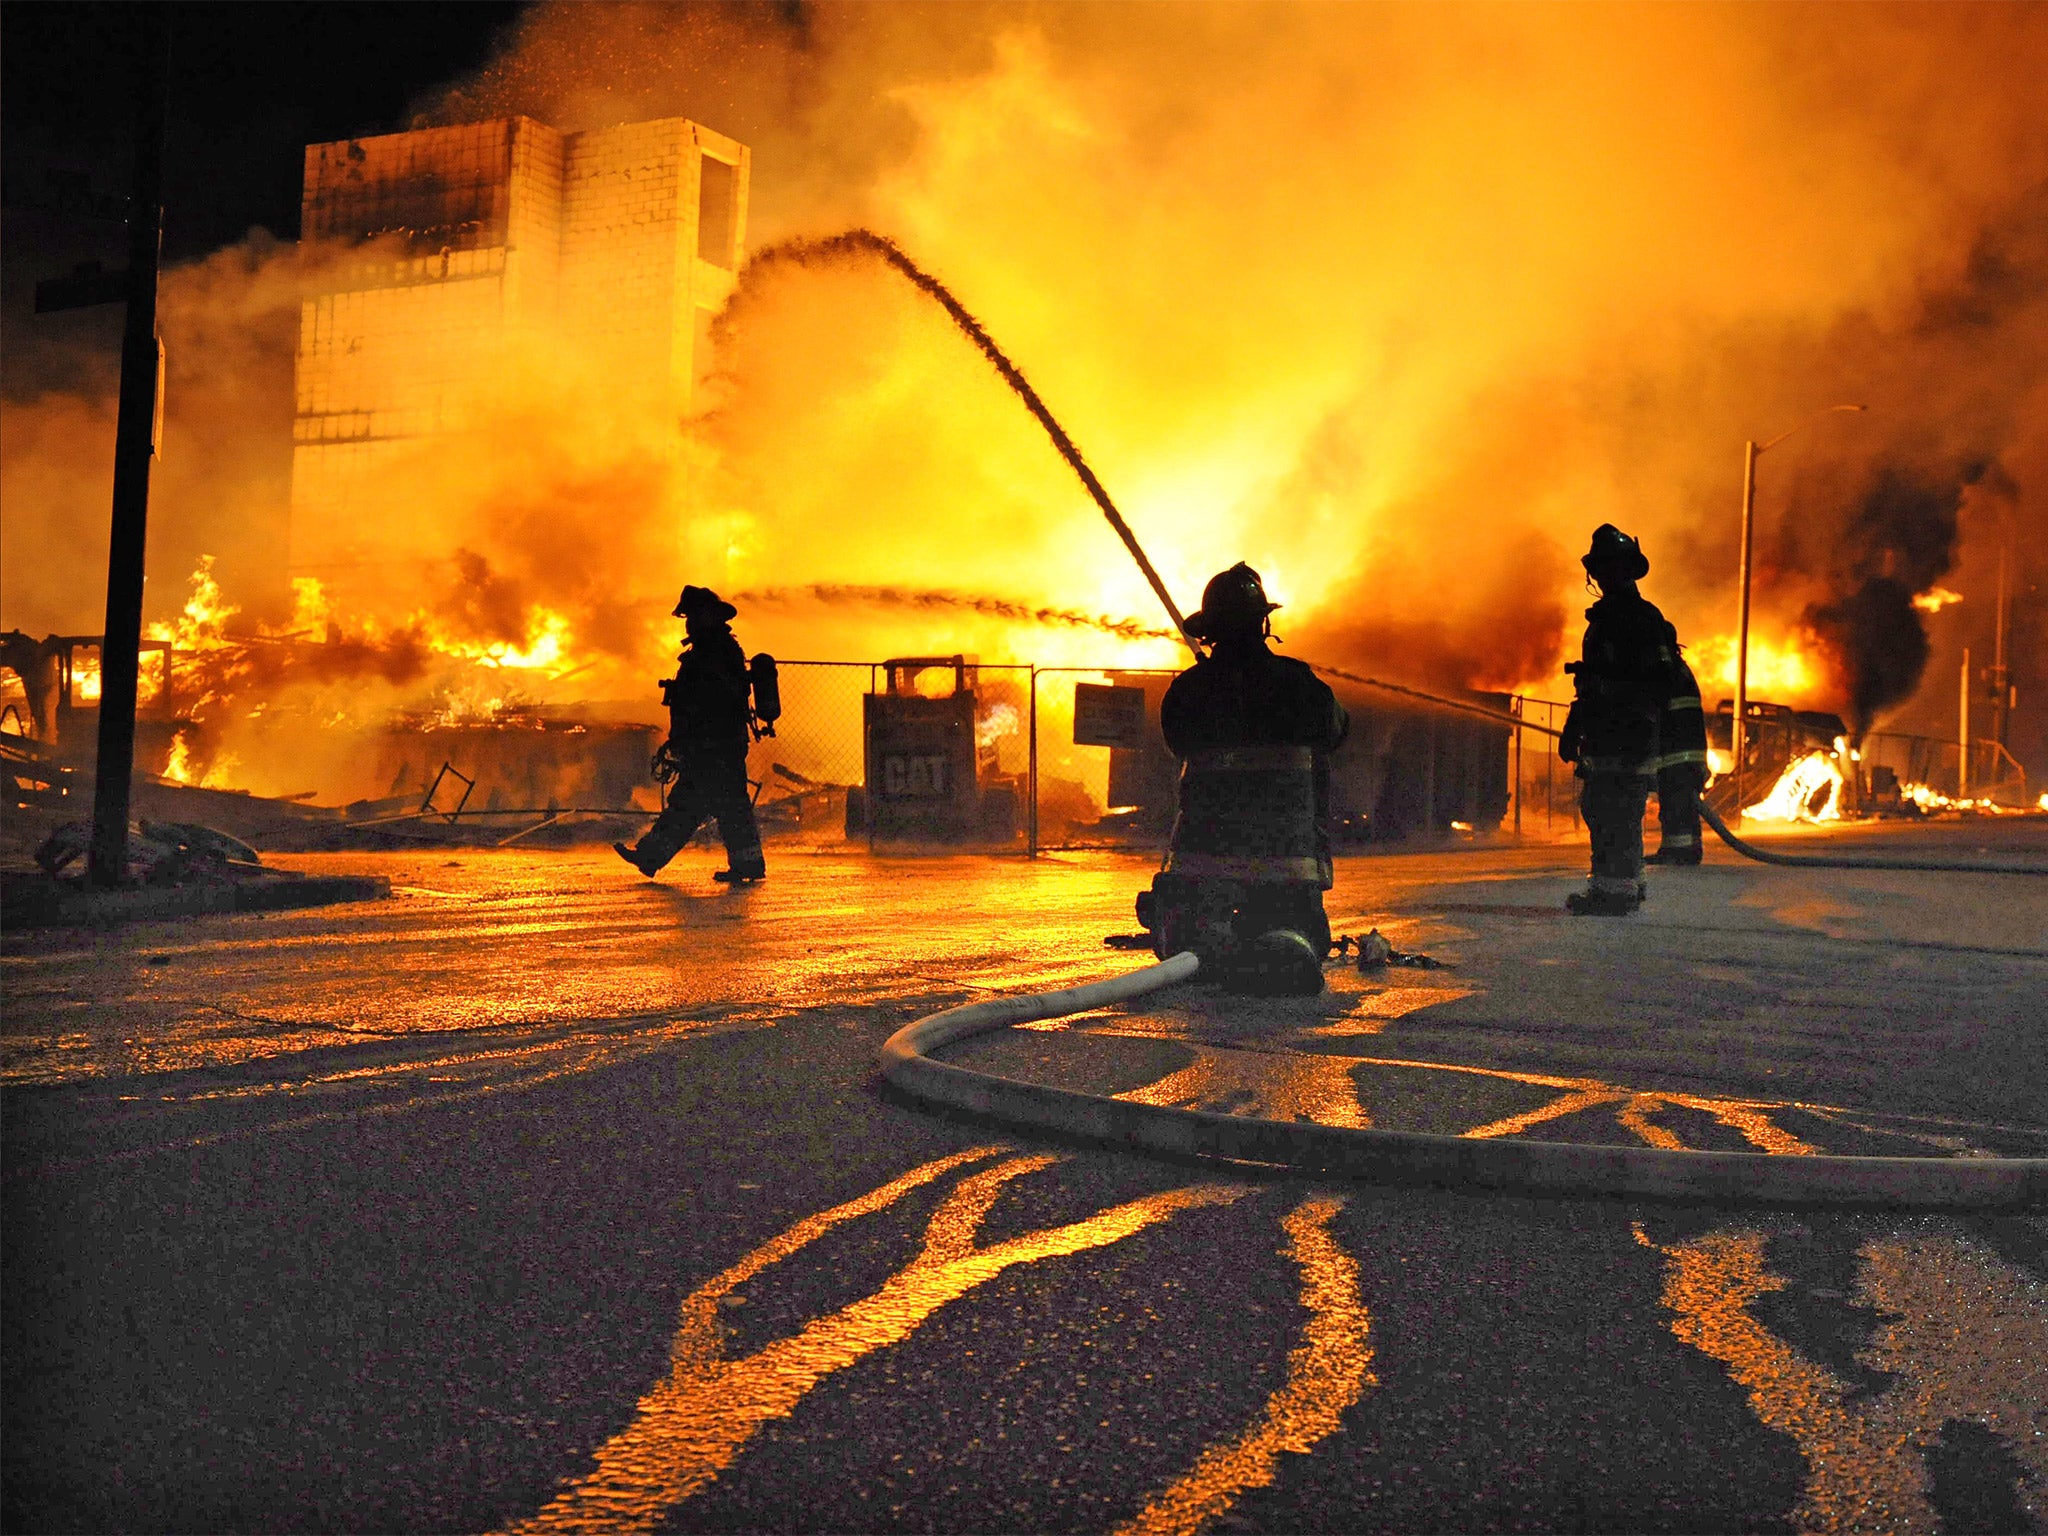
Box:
left=737, top=230, right=1200, bottom=655
left=731, top=584, right=1179, bottom=644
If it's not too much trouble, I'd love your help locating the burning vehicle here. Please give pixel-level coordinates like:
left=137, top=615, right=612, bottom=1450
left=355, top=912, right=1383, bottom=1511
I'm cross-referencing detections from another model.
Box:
left=1706, top=700, right=1852, bottom=820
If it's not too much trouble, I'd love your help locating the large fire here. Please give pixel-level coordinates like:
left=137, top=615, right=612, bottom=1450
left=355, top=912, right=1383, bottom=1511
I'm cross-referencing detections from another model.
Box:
left=1690, top=632, right=1827, bottom=708
left=4, top=6, right=2045, bottom=804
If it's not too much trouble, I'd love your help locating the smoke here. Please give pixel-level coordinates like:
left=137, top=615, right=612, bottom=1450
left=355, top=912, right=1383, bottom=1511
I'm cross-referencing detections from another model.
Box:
left=6, top=1, right=2047, bottom=779
left=1798, top=470, right=1960, bottom=732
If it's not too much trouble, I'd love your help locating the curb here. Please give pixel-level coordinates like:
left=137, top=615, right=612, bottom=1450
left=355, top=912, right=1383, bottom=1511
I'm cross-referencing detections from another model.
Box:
left=879, top=955, right=2048, bottom=1209
left=1, top=873, right=392, bottom=931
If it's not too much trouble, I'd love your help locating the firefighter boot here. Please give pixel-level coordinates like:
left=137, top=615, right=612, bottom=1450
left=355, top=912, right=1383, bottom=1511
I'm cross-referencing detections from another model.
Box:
left=712, top=863, right=766, bottom=884
left=1212, top=925, right=1327, bottom=999
left=614, top=841, right=658, bottom=878
left=1566, top=887, right=1641, bottom=917
left=1644, top=845, right=1702, bottom=866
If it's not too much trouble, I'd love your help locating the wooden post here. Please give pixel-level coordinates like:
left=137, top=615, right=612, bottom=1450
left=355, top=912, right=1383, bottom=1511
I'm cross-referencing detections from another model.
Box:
left=87, top=16, right=171, bottom=888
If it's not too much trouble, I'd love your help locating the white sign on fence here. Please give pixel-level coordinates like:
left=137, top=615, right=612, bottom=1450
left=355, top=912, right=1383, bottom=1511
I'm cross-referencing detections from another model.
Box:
left=1072, top=684, right=1150, bottom=750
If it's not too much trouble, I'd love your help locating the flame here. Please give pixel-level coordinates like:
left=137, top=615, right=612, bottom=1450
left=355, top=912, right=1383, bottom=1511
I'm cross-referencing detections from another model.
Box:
left=146, top=554, right=239, bottom=651
left=160, top=726, right=242, bottom=789
left=1910, top=587, right=1964, bottom=615
left=162, top=730, right=196, bottom=784
left=1691, top=632, right=1824, bottom=706
left=1901, top=782, right=2020, bottom=815
left=424, top=606, right=575, bottom=672
left=72, top=653, right=102, bottom=703
left=1742, top=750, right=1843, bottom=822
left=975, top=702, right=1021, bottom=748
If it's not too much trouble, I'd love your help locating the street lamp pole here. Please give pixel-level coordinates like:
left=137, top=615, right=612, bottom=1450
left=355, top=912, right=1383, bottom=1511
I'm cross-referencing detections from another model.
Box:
left=1731, top=403, right=1865, bottom=817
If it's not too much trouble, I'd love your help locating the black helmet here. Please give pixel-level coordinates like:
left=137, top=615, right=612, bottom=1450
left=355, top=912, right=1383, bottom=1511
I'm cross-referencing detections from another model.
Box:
left=673, top=584, right=738, bottom=622
left=1185, top=562, right=1279, bottom=641
left=1582, top=524, right=1649, bottom=582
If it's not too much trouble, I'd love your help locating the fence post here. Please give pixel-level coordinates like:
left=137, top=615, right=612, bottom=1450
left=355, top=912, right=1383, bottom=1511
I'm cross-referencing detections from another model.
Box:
left=1028, top=669, right=1039, bottom=857
left=1512, top=699, right=1523, bottom=840
left=1420, top=717, right=1437, bottom=838
left=866, top=663, right=877, bottom=855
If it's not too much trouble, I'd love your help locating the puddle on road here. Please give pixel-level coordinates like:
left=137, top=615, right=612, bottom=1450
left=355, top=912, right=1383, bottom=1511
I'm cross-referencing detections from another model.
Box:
left=1121, top=1047, right=1374, bottom=1128
left=1636, top=1221, right=2048, bottom=1533
left=501, top=1152, right=1248, bottom=1536
left=999, top=962, right=2047, bottom=1157
left=1113, top=1195, right=1374, bottom=1536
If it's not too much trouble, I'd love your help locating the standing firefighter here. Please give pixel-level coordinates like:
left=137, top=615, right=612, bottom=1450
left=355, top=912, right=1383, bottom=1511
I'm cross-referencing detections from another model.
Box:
left=1558, top=525, right=1682, bottom=915
left=1138, top=563, right=1348, bottom=995
left=1648, top=645, right=1709, bottom=866
left=615, top=586, right=771, bottom=885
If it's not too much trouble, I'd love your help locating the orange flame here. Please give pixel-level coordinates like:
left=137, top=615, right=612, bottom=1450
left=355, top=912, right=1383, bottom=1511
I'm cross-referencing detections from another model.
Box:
left=1691, top=632, right=1826, bottom=707
left=1910, top=587, right=1964, bottom=615
left=1743, top=750, right=1843, bottom=822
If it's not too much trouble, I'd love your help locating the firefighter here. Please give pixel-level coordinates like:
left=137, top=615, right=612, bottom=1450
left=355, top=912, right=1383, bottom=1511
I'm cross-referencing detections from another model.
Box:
left=615, top=585, right=767, bottom=884
left=1647, top=645, right=1709, bottom=866
left=1143, top=562, right=1348, bottom=994
left=1558, top=525, right=1681, bottom=915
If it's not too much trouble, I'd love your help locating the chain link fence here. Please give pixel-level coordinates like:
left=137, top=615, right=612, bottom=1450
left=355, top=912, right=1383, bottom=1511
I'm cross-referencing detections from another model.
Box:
left=739, top=661, right=871, bottom=844
left=1508, top=695, right=1580, bottom=837
left=676, top=656, right=1581, bottom=855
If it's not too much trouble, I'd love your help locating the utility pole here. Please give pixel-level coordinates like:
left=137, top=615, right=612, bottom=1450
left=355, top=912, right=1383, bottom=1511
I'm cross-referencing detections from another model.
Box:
left=1729, top=404, right=1864, bottom=818
left=1959, top=647, right=1971, bottom=800
left=86, top=17, right=171, bottom=887
left=1733, top=439, right=1758, bottom=813
left=1991, top=538, right=2011, bottom=753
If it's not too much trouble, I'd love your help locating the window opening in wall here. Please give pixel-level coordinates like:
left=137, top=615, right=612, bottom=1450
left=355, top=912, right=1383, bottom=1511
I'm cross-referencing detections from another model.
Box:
left=697, top=156, right=736, bottom=267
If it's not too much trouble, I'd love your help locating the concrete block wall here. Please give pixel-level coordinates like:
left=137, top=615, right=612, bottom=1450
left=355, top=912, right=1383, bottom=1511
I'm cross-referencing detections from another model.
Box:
left=290, top=114, right=750, bottom=598
left=558, top=118, right=691, bottom=404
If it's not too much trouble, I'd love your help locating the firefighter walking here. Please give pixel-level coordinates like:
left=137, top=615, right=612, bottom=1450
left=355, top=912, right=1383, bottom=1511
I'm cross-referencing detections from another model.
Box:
left=1558, top=526, right=1684, bottom=915
left=616, top=585, right=772, bottom=884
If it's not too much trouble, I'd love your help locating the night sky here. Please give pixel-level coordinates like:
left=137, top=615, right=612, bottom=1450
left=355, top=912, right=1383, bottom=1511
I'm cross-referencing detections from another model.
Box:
left=3, top=2, right=525, bottom=260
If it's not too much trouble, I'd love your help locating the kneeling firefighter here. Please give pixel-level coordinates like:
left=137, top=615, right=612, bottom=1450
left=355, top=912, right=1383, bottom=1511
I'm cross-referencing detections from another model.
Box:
left=615, top=585, right=778, bottom=884
left=1137, top=563, right=1348, bottom=995
left=1559, top=525, right=1683, bottom=915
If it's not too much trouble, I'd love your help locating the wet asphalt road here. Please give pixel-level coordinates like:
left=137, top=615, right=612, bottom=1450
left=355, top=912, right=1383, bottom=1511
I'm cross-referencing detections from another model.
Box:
left=4, top=826, right=2046, bottom=1533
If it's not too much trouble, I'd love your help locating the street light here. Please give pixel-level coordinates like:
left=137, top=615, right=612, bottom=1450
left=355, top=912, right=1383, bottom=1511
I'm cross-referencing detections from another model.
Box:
left=1732, top=403, right=1866, bottom=815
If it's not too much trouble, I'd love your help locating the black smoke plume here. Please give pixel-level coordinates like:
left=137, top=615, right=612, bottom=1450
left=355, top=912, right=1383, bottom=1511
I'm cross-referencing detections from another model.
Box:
left=1801, top=469, right=1961, bottom=732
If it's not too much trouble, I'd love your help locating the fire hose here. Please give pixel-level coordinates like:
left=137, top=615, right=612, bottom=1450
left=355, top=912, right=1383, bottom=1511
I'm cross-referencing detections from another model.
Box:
left=878, top=953, right=2047, bottom=1206
left=1698, top=798, right=2048, bottom=876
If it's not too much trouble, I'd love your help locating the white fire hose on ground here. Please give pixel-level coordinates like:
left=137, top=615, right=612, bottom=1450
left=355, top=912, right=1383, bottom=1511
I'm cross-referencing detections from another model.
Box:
left=879, top=954, right=2047, bottom=1208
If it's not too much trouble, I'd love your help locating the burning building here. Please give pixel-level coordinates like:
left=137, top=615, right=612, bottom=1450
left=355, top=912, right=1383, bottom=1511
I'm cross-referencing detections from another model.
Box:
left=288, top=115, right=749, bottom=611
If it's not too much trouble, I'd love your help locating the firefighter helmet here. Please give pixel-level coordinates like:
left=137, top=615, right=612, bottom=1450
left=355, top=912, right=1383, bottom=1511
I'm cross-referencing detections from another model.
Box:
left=673, top=584, right=738, bottom=622
left=1582, top=524, right=1649, bottom=582
left=1185, top=562, right=1280, bottom=641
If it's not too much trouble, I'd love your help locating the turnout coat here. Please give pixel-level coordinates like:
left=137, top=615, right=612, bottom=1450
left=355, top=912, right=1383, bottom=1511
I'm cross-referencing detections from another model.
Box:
left=1563, top=592, right=1683, bottom=779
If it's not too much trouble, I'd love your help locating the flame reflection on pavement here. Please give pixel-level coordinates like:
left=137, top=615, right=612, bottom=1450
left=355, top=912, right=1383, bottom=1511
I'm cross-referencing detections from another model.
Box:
left=1635, top=1222, right=2048, bottom=1533
left=1113, top=1195, right=1373, bottom=1536
left=500, top=1151, right=1247, bottom=1535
